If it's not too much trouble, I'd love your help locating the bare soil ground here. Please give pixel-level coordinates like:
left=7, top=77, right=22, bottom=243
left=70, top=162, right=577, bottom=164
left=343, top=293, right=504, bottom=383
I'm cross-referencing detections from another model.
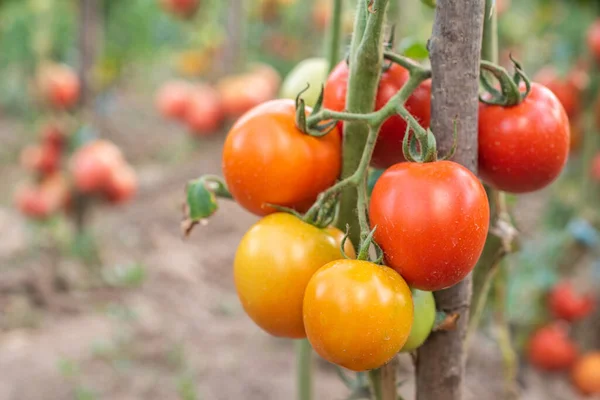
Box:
left=0, top=89, right=590, bottom=400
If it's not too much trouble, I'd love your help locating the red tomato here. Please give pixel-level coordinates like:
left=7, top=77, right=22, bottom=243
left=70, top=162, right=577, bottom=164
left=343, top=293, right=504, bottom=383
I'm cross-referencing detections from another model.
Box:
left=14, top=173, right=69, bottom=219
left=478, top=83, right=570, bottom=193
left=160, top=0, right=199, bottom=18
left=592, top=153, right=600, bottom=181
left=155, top=80, right=193, bottom=120
left=20, top=143, right=60, bottom=176
left=548, top=282, right=595, bottom=322
left=587, top=20, right=600, bottom=63
left=222, top=99, right=341, bottom=216
left=496, top=0, right=510, bottom=14
left=527, top=323, right=578, bottom=371
left=69, top=140, right=124, bottom=193
left=534, top=67, right=581, bottom=118
left=184, top=85, right=223, bottom=135
left=105, top=164, right=137, bottom=204
left=37, top=63, right=80, bottom=109
left=40, top=123, right=66, bottom=149
left=323, top=61, right=431, bottom=168
left=217, top=70, right=279, bottom=118
left=572, top=353, right=600, bottom=395
left=369, top=161, right=489, bottom=291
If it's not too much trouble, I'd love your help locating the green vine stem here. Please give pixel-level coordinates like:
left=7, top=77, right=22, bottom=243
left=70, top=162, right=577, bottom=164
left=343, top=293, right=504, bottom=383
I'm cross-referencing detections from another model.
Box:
left=326, top=0, right=344, bottom=73
left=296, top=339, right=313, bottom=400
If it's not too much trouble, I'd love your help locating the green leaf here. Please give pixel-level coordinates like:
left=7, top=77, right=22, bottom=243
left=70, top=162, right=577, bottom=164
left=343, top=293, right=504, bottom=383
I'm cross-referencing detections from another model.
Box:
left=398, top=38, right=429, bottom=60
left=420, top=0, right=437, bottom=9
left=186, top=178, right=219, bottom=221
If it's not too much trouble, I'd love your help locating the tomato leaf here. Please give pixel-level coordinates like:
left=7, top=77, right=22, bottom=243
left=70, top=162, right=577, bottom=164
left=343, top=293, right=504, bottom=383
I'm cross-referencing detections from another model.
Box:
left=398, top=37, right=429, bottom=60
left=182, top=178, right=219, bottom=237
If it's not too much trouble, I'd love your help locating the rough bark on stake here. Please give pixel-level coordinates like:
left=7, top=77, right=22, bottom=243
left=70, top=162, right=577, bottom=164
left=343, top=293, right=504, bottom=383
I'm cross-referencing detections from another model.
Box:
left=415, top=1, right=484, bottom=400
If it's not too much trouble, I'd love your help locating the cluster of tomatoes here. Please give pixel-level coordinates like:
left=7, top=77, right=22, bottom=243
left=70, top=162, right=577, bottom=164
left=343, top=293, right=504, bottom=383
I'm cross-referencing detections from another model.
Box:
left=527, top=282, right=599, bottom=395
left=159, top=0, right=200, bottom=19
left=15, top=63, right=136, bottom=221
left=155, top=64, right=281, bottom=136
left=212, top=36, right=578, bottom=369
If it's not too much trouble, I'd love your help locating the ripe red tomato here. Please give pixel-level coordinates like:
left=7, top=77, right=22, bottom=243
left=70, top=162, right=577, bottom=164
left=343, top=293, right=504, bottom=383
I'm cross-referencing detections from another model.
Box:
left=217, top=67, right=280, bottom=118
left=222, top=99, right=341, bottom=216
left=303, top=260, right=413, bottom=371
left=527, top=323, right=578, bottom=371
left=534, top=67, right=581, bottom=118
left=587, top=20, right=600, bottom=63
left=234, top=213, right=351, bottom=338
left=591, top=153, right=600, bottom=182
left=184, top=85, right=223, bottom=135
left=41, top=123, right=66, bottom=149
left=323, top=61, right=431, bottom=168
left=14, top=173, right=69, bottom=219
left=572, top=352, right=600, bottom=395
left=37, top=63, right=80, bottom=109
left=20, top=143, right=61, bottom=176
left=478, top=83, right=570, bottom=193
left=369, top=161, right=489, bottom=291
left=548, top=282, right=595, bottom=322
left=70, top=140, right=124, bottom=193
left=160, top=0, right=199, bottom=18
left=105, top=164, right=137, bottom=204
left=155, top=80, right=193, bottom=121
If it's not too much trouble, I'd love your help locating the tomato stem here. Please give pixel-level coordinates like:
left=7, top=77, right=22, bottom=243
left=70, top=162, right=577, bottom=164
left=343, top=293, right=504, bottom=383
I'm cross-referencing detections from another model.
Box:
left=296, top=339, right=313, bottom=400
left=326, top=0, right=344, bottom=74
left=367, top=369, right=384, bottom=400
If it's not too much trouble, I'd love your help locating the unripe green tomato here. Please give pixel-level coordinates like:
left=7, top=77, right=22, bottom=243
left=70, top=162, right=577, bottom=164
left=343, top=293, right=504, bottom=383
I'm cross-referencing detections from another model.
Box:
left=280, top=58, right=329, bottom=108
left=401, top=289, right=435, bottom=351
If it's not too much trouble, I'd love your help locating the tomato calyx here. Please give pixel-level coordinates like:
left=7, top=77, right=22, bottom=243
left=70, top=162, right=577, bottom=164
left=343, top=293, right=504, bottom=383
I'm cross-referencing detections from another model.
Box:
left=479, top=56, right=531, bottom=107
left=295, top=84, right=338, bottom=137
left=401, top=119, right=457, bottom=163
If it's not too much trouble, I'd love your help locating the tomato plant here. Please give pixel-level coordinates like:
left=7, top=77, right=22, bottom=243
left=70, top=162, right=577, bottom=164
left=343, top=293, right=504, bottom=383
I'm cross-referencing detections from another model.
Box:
left=303, top=259, right=413, bottom=371
left=401, top=289, right=435, bottom=352
left=369, top=160, right=490, bottom=291
left=234, top=213, right=351, bottom=338
left=281, top=58, right=329, bottom=108
left=527, top=323, right=578, bottom=371
left=70, top=140, right=124, bottom=194
left=572, top=352, right=600, bottom=395
left=548, top=282, right=595, bottom=322
left=323, top=61, right=431, bottom=167
left=222, top=99, right=341, bottom=216
left=478, top=83, right=570, bottom=193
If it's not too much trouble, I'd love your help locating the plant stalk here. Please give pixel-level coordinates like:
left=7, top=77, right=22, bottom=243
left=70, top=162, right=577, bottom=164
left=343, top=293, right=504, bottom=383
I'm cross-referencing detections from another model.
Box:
left=296, top=339, right=313, bottom=400
left=326, top=0, right=344, bottom=73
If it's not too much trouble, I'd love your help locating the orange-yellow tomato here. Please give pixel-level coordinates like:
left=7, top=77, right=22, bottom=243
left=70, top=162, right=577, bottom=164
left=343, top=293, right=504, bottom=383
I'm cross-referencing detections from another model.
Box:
left=222, top=99, right=341, bottom=216
left=234, top=213, right=349, bottom=338
left=323, top=226, right=356, bottom=259
left=303, top=260, right=414, bottom=371
left=572, top=352, right=600, bottom=395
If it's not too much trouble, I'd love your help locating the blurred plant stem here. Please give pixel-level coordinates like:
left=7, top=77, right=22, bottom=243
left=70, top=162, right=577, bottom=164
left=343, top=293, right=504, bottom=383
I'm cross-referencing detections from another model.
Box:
left=296, top=339, right=313, bottom=400
left=326, top=0, right=343, bottom=73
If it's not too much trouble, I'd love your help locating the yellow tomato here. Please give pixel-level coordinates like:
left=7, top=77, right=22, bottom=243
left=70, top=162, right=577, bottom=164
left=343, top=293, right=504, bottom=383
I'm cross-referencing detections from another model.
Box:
left=234, top=213, right=349, bottom=338
left=303, top=260, right=413, bottom=371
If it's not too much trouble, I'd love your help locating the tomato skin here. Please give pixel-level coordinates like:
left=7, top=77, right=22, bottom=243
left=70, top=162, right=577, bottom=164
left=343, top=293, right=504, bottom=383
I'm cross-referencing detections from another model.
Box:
left=527, top=323, right=578, bottom=371
left=234, top=213, right=348, bottom=338
left=534, top=67, right=581, bottom=119
left=478, top=83, right=570, bottom=193
left=280, top=58, right=329, bottom=108
left=323, top=61, right=431, bottom=168
left=69, top=140, right=124, bottom=193
left=323, top=226, right=356, bottom=259
left=37, top=63, right=80, bottom=109
left=401, top=289, right=435, bottom=352
left=105, top=164, right=137, bottom=204
left=184, top=85, right=223, bottom=135
left=160, top=0, right=199, bottom=18
left=15, top=173, right=70, bottom=219
left=588, top=20, right=600, bottom=63
left=548, top=282, right=595, bottom=322
left=572, top=353, right=600, bottom=395
left=369, top=161, right=489, bottom=291
left=155, top=80, right=192, bottom=121
left=222, top=99, right=341, bottom=216
left=20, top=143, right=60, bottom=176
left=303, top=260, right=413, bottom=371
